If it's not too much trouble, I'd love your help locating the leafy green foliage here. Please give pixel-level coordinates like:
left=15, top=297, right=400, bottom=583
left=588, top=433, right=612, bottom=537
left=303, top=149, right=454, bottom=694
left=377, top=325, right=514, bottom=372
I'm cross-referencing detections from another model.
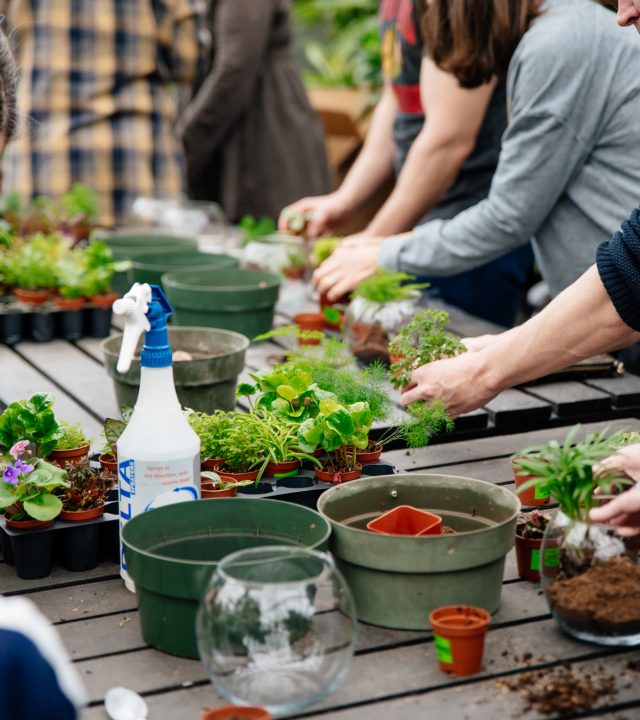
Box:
left=312, top=237, right=341, bottom=267
left=7, top=233, right=65, bottom=289
left=238, top=215, right=277, bottom=245
left=352, top=270, right=429, bottom=304
left=185, top=409, right=234, bottom=461
left=215, top=415, right=267, bottom=473
left=59, top=183, right=98, bottom=219
left=55, top=421, right=91, bottom=450
left=102, top=408, right=133, bottom=456
left=517, top=510, right=550, bottom=540
left=57, top=459, right=112, bottom=511
left=389, top=309, right=465, bottom=388
left=0, top=393, right=64, bottom=457
left=514, top=425, right=632, bottom=521
left=0, top=457, right=69, bottom=521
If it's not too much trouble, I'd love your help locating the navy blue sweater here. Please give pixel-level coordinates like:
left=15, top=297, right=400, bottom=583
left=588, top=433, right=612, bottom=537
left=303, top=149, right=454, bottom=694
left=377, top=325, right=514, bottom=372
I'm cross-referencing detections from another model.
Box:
left=597, top=207, right=640, bottom=332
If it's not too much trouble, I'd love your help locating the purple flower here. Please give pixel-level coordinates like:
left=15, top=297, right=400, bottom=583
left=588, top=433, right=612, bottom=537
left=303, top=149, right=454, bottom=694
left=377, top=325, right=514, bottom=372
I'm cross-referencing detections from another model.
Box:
left=2, top=465, right=19, bottom=485
left=9, top=440, right=30, bottom=459
left=14, top=459, right=33, bottom=475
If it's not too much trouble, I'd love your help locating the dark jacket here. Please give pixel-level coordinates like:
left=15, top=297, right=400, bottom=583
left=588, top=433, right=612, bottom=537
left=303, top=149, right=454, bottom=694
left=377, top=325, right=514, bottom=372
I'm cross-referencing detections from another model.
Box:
left=179, top=0, right=330, bottom=221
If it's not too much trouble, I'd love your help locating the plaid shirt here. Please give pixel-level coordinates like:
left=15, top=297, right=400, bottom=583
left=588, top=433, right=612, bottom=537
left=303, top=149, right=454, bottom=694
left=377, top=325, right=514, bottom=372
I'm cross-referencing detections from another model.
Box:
left=0, top=0, right=203, bottom=227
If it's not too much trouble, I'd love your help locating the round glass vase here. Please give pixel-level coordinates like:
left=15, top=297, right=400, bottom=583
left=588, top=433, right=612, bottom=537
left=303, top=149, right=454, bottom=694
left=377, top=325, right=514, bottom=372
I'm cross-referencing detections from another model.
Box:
left=540, top=510, right=640, bottom=646
left=196, top=546, right=356, bottom=716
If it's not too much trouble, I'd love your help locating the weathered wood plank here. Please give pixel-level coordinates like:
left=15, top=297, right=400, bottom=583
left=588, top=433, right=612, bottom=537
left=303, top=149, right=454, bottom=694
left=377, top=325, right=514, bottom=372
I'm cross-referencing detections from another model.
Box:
left=384, top=418, right=639, bottom=470
left=0, top=562, right=118, bottom=595
left=523, top=382, right=612, bottom=418
left=75, top=337, right=106, bottom=364
left=0, top=345, right=102, bottom=434
left=14, top=340, right=119, bottom=422
left=585, top=373, right=640, bottom=409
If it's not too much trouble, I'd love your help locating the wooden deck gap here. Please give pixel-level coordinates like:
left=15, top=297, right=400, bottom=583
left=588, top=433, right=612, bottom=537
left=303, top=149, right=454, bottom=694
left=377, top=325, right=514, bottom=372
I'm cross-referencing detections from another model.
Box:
left=3, top=572, right=121, bottom=597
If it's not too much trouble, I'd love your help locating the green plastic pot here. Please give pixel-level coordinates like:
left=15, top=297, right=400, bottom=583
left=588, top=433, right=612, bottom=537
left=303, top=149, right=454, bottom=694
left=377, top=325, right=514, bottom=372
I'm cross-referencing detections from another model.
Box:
left=317, top=474, right=520, bottom=630
left=162, top=268, right=281, bottom=339
left=99, top=231, right=199, bottom=295
left=131, top=250, right=239, bottom=287
left=121, top=499, right=331, bottom=658
left=101, top=326, right=249, bottom=413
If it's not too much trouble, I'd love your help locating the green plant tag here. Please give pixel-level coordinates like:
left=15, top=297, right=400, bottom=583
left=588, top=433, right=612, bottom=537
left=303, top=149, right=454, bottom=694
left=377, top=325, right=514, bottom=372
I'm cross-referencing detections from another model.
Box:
left=534, top=485, right=551, bottom=500
left=322, top=306, right=341, bottom=326
left=543, top=547, right=560, bottom=568
left=274, top=470, right=299, bottom=479
left=530, top=548, right=541, bottom=571
left=433, top=634, right=453, bottom=664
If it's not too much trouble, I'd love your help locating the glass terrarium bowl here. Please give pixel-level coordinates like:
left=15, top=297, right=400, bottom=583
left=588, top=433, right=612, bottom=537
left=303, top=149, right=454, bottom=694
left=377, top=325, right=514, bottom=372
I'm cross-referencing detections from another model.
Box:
left=196, top=546, right=356, bottom=716
left=540, top=510, right=640, bottom=645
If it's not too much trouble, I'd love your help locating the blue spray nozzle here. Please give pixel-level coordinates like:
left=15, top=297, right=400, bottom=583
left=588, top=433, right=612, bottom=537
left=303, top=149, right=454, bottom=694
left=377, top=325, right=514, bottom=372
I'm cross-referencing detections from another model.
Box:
left=114, top=283, right=174, bottom=372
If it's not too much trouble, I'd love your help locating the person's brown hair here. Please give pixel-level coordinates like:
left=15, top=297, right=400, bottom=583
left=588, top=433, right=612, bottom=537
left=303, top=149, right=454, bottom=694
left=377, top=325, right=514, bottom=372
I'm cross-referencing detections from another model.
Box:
left=0, top=27, right=17, bottom=144
left=420, top=0, right=542, bottom=88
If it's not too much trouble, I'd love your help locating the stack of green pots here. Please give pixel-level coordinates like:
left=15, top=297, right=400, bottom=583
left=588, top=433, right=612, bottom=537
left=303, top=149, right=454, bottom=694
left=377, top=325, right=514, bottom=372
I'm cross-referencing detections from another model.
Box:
left=130, top=250, right=239, bottom=287
left=162, top=268, right=281, bottom=339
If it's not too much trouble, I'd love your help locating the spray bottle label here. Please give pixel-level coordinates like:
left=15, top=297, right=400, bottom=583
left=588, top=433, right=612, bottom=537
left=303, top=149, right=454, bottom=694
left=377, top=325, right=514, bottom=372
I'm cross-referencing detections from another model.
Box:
left=119, top=455, right=200, bottom=577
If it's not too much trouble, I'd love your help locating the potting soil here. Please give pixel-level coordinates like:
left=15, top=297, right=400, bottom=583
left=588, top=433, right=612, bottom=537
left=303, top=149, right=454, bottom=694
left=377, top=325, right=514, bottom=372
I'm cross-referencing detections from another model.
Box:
left=548, top=555, right=640, bottom=635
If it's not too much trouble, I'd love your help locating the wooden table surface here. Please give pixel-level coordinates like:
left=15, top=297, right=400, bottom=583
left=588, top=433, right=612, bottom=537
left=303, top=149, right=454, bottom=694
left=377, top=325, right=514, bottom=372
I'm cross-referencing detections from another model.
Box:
left=2, top=280, right=640, bottom=719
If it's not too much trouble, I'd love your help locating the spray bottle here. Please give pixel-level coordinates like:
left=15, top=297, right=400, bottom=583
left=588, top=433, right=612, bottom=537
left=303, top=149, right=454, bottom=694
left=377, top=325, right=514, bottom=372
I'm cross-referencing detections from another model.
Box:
left=114, top=283, right=200, bottom=591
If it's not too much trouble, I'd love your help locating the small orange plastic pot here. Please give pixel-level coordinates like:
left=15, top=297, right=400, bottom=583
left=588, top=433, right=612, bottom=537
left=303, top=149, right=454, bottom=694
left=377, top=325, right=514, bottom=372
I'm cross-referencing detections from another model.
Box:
left=294, top=312, right=324, bottom=345
left=356, top=442, right=383, bottom=465
left=367, top=505, right=442, bottom=536
left=515, top=533, right=543, bottom=583
left=200, top=706, right=272, bottom=720
left=315, top=466, right=362, bottom=484
left=512, top=458, right=550, bottom=507
left=429, top=605, right=491, bottom=676
left=264, top=459, right=301, bottom=477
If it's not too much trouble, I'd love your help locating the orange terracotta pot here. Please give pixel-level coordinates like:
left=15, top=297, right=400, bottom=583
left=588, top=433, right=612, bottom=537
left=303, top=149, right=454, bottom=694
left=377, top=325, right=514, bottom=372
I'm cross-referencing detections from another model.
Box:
left=60, top=504, right=105, bottom=522
left=13, top=287, right=51, bottom=305
left=367, top=505, right=442, bottom=536
left=515, top=533, right=543, bottom=583
left=283, top=266, right=306, bottom=280
left=512, top=458, right=550, bottom=507
left=4, top=516, right=55, bottom=530
left=99, top=453, right=117, bottom=474
left=200, top=707, right=271, bottom=720
left=47, top=444, right=91, bottom=468
left=89, top=292, right=119, bottom=308
left=201, top=481, right=237, bottom=499
left=429, top=605, right=491, bottom=676
left=356, top=443, right=383, bottom=465
left=55, top=296, right=85, bottom=311
left=264, top=459, right=301, bottom=477
left=216, top=467, right=261, bottom=482
left=202, top=457, right=225, bottom=471
left=315, top=465, right=362, bottom=484
left=293, top=312, right=324, bottom=345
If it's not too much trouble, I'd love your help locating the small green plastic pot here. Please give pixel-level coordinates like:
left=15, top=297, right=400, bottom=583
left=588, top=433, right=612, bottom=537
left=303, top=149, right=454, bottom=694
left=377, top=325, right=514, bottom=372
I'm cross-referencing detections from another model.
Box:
left=99, top=231, right=199, bottom=295
left=162, top=268, right=281, bottom=339
left=131, top=250, right=239, bottom=287
left=317, top=474, right=520, bottom=630
left=122, top=499, right=331, bottom=658
left=101, top=326, right=249, bottom=413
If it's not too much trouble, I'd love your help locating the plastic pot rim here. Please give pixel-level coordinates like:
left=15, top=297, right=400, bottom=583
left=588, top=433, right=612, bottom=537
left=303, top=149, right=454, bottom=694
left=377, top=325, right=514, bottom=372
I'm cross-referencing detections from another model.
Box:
left=162, top=268, right=281, bottom=293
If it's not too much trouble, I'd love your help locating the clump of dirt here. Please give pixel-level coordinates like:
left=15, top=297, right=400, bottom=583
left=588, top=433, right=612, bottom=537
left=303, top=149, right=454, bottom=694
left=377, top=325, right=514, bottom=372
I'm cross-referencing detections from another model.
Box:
left=348, top=322, right=390, bottom=363
left=497, top=664, right=616, bottom=715
left=548, top=556, right=640, bottom=635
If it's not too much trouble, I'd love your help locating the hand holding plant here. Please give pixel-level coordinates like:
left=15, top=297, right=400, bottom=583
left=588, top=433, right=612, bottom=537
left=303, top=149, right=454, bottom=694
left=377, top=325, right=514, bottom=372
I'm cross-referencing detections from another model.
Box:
left=0, top=440, right=69, bottom=521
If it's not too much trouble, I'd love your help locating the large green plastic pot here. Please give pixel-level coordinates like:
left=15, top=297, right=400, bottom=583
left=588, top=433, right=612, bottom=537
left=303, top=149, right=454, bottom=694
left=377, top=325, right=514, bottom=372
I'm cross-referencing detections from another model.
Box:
left=131, top=250, right=239, bottom=287
left=162, top=268, right=281, bottom=339
left=99, top=232, right=199, bottom=295
left=317, top=474, right=520, bottom=630
left=122, top=499, right=332, bottom=658
left=101, top=327, right=249, bottom=413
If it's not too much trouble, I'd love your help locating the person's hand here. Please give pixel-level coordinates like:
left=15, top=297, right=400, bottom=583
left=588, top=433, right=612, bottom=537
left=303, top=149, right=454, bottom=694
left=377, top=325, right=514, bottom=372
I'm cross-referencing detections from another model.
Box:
left=313, top=242, right=382, bottom=301
left=278, top=193, right=350, bottom=239
left=341, top=232, right=373, bottom=248
left=462, top=334, right=499, bottom=352
left=400, top=351, right=496, bottom=417
left=590, top=444, right=640, bottom=536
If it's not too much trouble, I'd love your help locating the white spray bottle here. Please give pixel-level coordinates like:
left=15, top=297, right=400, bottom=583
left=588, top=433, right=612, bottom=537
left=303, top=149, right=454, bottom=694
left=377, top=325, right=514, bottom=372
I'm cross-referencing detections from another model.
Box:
left=114, top=283, right=200, bottom=591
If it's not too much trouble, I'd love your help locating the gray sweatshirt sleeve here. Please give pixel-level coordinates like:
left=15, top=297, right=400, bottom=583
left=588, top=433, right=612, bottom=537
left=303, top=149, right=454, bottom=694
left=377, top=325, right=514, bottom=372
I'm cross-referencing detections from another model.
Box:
left=380, top=110, right=589, bottom=276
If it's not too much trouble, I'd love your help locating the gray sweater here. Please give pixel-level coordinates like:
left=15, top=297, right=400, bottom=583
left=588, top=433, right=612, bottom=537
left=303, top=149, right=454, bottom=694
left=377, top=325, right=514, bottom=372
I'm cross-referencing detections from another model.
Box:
left=380, top=0, right=640, bottom=297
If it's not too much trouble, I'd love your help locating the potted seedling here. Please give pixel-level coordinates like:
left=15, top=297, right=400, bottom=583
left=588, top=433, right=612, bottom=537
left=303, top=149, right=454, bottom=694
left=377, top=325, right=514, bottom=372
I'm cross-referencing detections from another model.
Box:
left=0, top=393, right=65, bottom=459
left=282, top=249, right=309, bottom=280
left=82, top=241, right=118, bottom=307
left=345, top=270, right=429, bottom=362
left=186, top=409, right=234, bottom=469
left=200, top=471, right=254, bottom=498
left=280, top=206, right=312, bottom=237
left=58, top=183, right=98, bottom=243
left=388, top=308, right=465, bottom=389
left=515, top=510, right=551, bottom=583
left=515, top=425, right=640, bottom=644
left=55, top=246, right=88, bottom=310
left=47, top=421, right=91, bottom=467
left=7, top=233, right=64, bottom=305
left=57, top=459, right=113, bottom=522
left=100, top=409, right=132, bottom=473
left=512, top=453, right=551, bottom=506
left=213, top=414, right=268, bottom=482
left=429, top=605, right=491, bottom=676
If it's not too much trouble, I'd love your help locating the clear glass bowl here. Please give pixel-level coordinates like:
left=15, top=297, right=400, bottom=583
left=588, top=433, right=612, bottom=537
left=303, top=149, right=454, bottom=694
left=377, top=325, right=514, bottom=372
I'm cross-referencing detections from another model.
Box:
left=196, top=546, right=356, bottom=715
left=541, top=510, right=640, bottom=645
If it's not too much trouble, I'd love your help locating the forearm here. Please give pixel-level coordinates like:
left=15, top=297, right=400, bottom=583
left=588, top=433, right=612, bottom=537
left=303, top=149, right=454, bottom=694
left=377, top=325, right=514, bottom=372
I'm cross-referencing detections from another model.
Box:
left=476, top=265, right=640, bottom=394
left=366, top=133, right=471, bottom=236
left=335, top=87, right=396, bottom=211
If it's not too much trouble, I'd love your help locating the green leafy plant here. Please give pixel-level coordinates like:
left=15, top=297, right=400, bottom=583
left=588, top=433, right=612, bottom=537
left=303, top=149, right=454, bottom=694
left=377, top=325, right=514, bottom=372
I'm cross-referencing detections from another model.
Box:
left=238, top=215, right=278, bottom=245
left=59, top=183, right=98, bottom=220
left=352, top=270, right=429, bottom=304
left=200, top=470, right=253, bottom=490
left=7, top=233, right=65, bottom=290
left=0, top=441, right=69, bottom=521
left=516, top=510, right=550, bottom=540
left=312, top=237, right=341, bottom=267
left=81, top=241, right=115, bottom=296
left=55, top=421, right=91, bottom=451
left=514, top=425, right=632, bottom=521
left=57, top=459, right=112, bottom=511
left=185, top=409, right=234, bottom=462
left=286, top=250, right=308, bottom=269
left=389, top=309, right=465, bottom=388
left=215, top=414, right=267, bottom=474
left=0, top=393, right=64, bottom=457
left=376, top=400, right=454, bottom=451
left=101, top=408, right=133, bottom=457
left=55, top=247, right=87, bottom=298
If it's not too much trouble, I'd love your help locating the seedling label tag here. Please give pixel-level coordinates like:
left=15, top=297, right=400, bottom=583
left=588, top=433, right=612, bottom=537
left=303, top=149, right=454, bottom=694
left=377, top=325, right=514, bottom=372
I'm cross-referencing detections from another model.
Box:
left=434, top=634, right=453, bottom=664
